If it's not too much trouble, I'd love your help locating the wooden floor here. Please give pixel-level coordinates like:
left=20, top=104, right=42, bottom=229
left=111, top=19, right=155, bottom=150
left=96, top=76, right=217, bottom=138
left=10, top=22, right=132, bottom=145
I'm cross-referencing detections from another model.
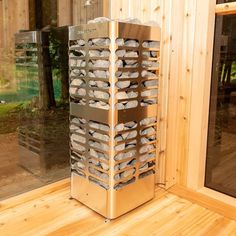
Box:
left=1, top=180, right=236, bottom=236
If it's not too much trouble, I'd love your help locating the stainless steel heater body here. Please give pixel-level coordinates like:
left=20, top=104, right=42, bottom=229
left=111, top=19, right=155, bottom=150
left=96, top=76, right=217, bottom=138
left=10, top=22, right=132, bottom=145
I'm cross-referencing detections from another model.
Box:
left=69, top=21, right=160, bottom=219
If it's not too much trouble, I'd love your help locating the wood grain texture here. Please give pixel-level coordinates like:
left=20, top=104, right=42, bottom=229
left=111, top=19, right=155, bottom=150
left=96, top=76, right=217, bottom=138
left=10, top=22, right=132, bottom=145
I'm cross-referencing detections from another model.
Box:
left=109, top=0, right=161, bottom=24
left=186, top=0, right=216, bottom=189
left=0, top=184, right=236, bottom=236
left=72, top=0, right=109, bottom=25
left=157, top=0, right=173, bottom=187
left=170, top=185, right=236, bottom=221
left=216, top=2, right=236, bottom=15
left=57, top=0, right=73, bottom=26
left=0, top=0, right=29, bottom=91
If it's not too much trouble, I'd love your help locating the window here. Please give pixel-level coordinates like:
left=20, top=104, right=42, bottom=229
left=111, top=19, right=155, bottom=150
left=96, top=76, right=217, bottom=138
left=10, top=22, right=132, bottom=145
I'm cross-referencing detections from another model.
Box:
left=0, top=0, right=69, bottom=200
left=205, top=10, right=236, bottom=197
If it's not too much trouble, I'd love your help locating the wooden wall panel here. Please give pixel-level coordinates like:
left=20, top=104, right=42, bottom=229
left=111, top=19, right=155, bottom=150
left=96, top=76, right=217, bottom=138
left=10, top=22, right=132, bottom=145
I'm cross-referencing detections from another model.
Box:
left=186, top=0, right=216, bottom=189
left=175, top=0, right=198, bottom=186
left=0, top=1, right=3, bottom=49
left=0, top=0, right=29, bottom=55
left=72, top=0, right=109, bottom=25
left=57, top=0, right=73, bottom=26
left=163, top=0, right=216, bottom=190
left=0, top=0, right=29, bottom=87
left=109, top=0, right=161, bottom=25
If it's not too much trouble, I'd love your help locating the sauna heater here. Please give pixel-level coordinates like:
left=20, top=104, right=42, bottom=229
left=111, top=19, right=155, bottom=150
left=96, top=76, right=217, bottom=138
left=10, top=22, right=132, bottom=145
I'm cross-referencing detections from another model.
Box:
left=69, top=21, right=160, bottom=219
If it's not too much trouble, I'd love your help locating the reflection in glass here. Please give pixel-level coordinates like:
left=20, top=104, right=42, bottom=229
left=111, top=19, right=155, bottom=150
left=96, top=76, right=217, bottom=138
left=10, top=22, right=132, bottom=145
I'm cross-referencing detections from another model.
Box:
left=205, top=14, right=236, bottom=197
left=0, top=1, right=69, bottom=200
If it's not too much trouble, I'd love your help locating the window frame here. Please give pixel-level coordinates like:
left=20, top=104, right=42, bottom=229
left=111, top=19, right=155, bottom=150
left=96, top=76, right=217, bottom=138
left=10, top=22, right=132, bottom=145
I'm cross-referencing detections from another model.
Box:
left=185, top=0, right=236, bottom=206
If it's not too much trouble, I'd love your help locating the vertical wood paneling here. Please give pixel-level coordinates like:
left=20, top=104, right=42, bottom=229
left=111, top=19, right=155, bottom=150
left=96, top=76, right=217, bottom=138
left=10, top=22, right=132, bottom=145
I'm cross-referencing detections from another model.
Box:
left=72, top=0, right=108, bottom=25
left=157, top=0, right=180, bottom=188
left=109, top=0, right=161, bottom=25
left=156, top=0, right=173, bottom=186
left=175, top=0, right=198, bottom=186
left=0, top=1, right=3, bottom=49
left=0, top=0, right=29, bottom=84
left=110, top=0, right=130, bottom=20
left=186, top=0, right=216, bottom=189
left=57, top=0, right=72, bottom=26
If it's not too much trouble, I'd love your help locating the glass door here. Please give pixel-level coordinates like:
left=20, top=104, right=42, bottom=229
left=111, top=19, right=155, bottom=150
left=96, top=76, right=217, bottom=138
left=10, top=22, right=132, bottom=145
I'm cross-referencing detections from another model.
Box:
left=205, top=2, right=236, bottom=197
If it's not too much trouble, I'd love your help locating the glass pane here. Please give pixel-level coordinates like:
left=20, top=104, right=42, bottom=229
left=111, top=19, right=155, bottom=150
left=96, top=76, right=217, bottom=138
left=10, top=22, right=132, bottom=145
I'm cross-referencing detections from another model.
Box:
left=205, top=14, right=236, bottom=197
left=0, top=0, right=69, bottom=200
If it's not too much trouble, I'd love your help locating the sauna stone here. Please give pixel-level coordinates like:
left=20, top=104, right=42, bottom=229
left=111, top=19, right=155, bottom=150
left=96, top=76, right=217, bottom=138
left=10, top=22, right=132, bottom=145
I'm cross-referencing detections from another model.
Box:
left=89, top=167, right=109, bottom=180
left=140, top=152, right=156, bottom=162
left=89, top=140, right=109, bottom=151
left=141, top=127, right=156, bottom=135
left=116, top=101, right=138, bottom=110
left=89, top=121, right=109, bottom=132
left=141, top=70, right=156, bottom=78
left=114, top=150, right=136, bottom=161
left=89, top=130, right=109, bottom=142
left=116, top=80, right=130, bottom=89
left=89, top=80, right=109, bottom=88
left=115, top=159, right=136, bottom=171
left=115, top=140, right=136, bottom=152
left=70, top=125, right=85, bottom=135
left=71, top=78, right=85, bottom=87
left=71, top=133, right=86, bottom=144
left=88, top=17, right=111, bottom=24
left=116, top=71, right=139, bottom=78
left=71, top=161, right=85, bottom=170
left=71, top=117, right=86, bottom=125
left=115, top=130, right=137, bottom=142
left=140, top=117, right=157, bottom=126
left=121, top=168, right=136, bottom=179
left=71, top=69, right=86, bottom=77
left=139, top=162, right=149, bottom=171
left=141, top=98, right=157, bottom=106
left=141, top=89, right=158, bottom=97
left=115, top=121, right=137, bottom=132
left=88, top=59, right=110, bottom=68
left=89, top=49, right=110, bottom=57
left=140, top=135, right=156, bottom=144
left=142, top=41, right=159, bottom=48
left=70, top=88, right=86, bottom=97
left=90, top=148, right=108, bottom=160
left=139, top=144, right=155, bottom=154
left=143, top=80, right=158, bottom=87
left=89, top=90, right=110, bottom=100
left=89, top=38, right=110, bottom=46
left=142, top=61, right=159, bottom=68
left=89, top=100, right=110, bottom=109
left=92, top=70, right=110, bottom=78
left=116, top=39, right=139, bottom=47
left=116, top=91, right=138, bottom=99
left=90, top=158, right=109, bottom=171
left=71, top=141, right=86, bottom=152
left=142, top=51, right=157, bottom=58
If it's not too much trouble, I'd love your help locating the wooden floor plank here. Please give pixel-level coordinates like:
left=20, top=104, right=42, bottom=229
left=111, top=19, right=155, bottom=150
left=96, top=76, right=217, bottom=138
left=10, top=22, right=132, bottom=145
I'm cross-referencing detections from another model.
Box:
left=0, top=184, right=236, bottom=236
left=0, top=178, right=70, bottom=212
left=169, top=184, right=236, bottom=220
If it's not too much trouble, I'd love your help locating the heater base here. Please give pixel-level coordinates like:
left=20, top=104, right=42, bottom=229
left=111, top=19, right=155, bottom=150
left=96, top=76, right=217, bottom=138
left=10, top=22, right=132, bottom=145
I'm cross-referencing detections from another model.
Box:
left=71, top=172, right=155, bottom=219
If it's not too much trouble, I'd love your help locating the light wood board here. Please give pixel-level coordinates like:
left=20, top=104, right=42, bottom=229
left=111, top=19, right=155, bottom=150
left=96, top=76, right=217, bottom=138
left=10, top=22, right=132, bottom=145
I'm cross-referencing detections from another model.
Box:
left=1, top=182, right=236, bottom=236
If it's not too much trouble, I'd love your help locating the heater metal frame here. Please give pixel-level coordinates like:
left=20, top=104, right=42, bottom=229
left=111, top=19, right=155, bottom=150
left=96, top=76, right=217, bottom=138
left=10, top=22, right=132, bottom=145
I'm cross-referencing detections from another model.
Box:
left=69, top=21, right=161, bottom=219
